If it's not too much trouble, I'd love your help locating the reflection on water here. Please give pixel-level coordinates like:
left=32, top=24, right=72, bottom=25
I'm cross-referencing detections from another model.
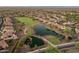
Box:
left=25, top=36, right=44, bottom=48
left=34, top=24, right=65, bottom=40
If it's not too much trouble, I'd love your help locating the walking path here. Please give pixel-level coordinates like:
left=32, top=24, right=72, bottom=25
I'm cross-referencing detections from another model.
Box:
left=28, top=36, right=77, bottom=53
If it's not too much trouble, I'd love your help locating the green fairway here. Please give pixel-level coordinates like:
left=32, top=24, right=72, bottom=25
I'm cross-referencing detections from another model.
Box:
left=15, top=17, right=38, bottom=27
left=46, top=36, right=60, bottom=45
left=44, top=45, right=60, bottom=53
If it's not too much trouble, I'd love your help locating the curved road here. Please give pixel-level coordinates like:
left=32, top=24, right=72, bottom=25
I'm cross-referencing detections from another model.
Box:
left=0, top=17, right=4, bottom=30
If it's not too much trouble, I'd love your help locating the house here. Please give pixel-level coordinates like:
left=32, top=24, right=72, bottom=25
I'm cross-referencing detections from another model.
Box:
left=75, top=28, right=79, bottom=34
left=1, top=17, right=18, bottom=40
left=0, top=40, right=8, bottom=49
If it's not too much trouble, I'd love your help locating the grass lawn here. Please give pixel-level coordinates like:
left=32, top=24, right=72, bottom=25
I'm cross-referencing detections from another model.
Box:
left=75, top=42, right=79, bottom=49
left=44, top=45, right=60, bottom=53
left=15, top=17, right=39, bottom=27
left=63, top=27, right=72, bottom=33
left=15, top=17, right=39, bottom=36
left=46, top=36, right=60, bottom=45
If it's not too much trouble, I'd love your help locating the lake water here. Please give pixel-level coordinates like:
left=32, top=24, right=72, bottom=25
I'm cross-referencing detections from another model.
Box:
left=25, top=36, right=44, bottom=48
left=34, top=24, right=65, bottom=40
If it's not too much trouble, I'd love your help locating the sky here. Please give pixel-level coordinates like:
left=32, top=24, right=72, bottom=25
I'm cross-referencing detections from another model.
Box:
left=0, top=0, right=79, bottom=6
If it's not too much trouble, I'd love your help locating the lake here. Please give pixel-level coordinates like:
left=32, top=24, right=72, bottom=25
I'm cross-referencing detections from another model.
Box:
left=34, top=24, right=65, bottom=40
